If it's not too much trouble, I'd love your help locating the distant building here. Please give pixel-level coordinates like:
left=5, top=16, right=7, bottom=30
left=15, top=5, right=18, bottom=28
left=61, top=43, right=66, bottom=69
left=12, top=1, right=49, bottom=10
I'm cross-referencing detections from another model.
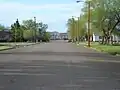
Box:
left=49, top=31, right=60, bottom=40
left=0, top=30, right=12, bottom=42
left=92, top=32, right=120, bottom=42
left=49, top=31, right=68, bottom=40
left=59, top=33, right=68, bottom=40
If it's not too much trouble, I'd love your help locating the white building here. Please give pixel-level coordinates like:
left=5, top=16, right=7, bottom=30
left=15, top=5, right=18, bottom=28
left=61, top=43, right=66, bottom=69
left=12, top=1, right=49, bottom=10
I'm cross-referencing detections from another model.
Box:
left=92, top=32, right=120, bottom=42
left=49, top=31, right=60, bottom=40
left=59, top=33, right=68, bottom=39
left=92, top=33, right=100, bottom=42
left=49, top=31, right=68, bottom=40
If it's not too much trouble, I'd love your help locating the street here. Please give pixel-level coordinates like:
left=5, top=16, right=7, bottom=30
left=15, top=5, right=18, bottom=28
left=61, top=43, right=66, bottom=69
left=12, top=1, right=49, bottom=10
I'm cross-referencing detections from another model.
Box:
left=0, top=40, right=120, bottom=90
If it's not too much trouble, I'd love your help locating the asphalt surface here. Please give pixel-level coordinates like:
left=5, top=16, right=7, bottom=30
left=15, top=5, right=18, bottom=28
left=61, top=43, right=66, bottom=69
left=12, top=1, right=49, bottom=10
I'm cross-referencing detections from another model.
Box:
left=0, top=40, right=120, bottom=90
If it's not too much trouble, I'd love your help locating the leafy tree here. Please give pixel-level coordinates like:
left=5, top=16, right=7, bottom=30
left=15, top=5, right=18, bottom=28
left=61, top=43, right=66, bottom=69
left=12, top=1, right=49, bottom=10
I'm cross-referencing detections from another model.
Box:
left=67, top=18, right=76, bottom=42
left=22, top=19, right=48, bottom=42
left=67, top=16, right=87, bottom=42
left=0, top=24, right=6, bottom=30
left=68, top=0, right=120, bottom=44
left=44, top=32, right=50, bottom=42
left=10, top=19, right=23, bottom=42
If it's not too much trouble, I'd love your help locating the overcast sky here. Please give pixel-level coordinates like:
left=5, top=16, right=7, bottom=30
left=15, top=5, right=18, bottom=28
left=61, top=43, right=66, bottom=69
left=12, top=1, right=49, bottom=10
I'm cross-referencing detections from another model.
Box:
left=0, top=0, right=84, bottom=32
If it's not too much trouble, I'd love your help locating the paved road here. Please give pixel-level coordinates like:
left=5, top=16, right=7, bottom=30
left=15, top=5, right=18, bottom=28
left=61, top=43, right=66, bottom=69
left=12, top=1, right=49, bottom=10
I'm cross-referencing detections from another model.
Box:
left=0, top=40, right=120, bottom=90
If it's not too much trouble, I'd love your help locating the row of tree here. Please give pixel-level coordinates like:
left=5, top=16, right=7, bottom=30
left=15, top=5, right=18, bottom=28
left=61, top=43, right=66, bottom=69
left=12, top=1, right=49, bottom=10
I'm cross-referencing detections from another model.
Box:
left=67, top=0, right=120, bottom=44
left=0, top=19, right=50, bottom=42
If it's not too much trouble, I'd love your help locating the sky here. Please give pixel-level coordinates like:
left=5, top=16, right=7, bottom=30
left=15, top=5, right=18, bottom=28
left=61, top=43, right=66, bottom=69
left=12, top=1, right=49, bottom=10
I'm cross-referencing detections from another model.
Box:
left=0, top=0, right=84, bottom=32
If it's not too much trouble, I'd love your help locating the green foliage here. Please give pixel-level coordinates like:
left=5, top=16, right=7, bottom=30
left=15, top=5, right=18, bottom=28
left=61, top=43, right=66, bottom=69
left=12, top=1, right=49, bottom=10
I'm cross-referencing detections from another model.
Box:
left=44, top=32, right=50, bottom=42
left=92, top=44, right=120, bottom=55
left=0, top=24, right=7, bottom=30
left=23, top=30, right=33, bottom=39
left=10, top=19, right=23, bottom=42
left=67, top=16, right=87, bottom=42
left=67, top=0, right=120, bottom=44
left=9, top=18, right=49, bottom=42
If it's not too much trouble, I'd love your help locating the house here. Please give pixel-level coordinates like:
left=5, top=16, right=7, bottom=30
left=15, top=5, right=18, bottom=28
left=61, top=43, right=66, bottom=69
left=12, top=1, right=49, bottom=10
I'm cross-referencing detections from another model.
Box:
left=112, top=34, right=120, bottom=42
left=59, top=33, right=68, bottom=40
left=92, top=33, right=101, bottom=42
left=49, top=31, right=60, bottom=40
left=0, top=31, right=12, bottom=42
left=49, top=31, right=68, bottom=40
left=92, top=32, right=120, bottom=42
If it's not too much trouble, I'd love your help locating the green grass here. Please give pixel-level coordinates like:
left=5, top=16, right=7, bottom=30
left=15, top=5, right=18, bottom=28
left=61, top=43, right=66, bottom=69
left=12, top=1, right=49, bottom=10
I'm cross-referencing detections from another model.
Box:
left=91, top=44, right=120, bottom=55
left=75, top=41, right=120, bottom=55
left=0, top=46, right=12, bottom=50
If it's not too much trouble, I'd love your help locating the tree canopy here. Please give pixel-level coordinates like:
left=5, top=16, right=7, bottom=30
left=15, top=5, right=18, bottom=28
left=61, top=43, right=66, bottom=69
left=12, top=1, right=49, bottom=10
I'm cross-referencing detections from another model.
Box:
left=0, top=24, right=7, bottom=30
left=67, top=0, right=120, bottom=44
left=10, top=19, right=49, bottom=42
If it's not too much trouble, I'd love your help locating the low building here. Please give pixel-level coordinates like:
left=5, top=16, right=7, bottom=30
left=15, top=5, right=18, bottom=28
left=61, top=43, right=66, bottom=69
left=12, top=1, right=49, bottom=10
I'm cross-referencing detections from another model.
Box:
left=92, top=32, right=120, bottom=42
left=59, top=33, right=68, bottom=40
left=49, top=31, right=60, bottom=40
left=92, top=33, right=100, bottom=42
left=0, top=30, right=12, bottom=42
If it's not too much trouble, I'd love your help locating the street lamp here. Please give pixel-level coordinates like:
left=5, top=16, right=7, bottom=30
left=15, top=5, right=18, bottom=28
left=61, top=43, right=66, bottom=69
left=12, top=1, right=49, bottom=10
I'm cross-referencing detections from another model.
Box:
left=76, top=0, right=91, bottom=47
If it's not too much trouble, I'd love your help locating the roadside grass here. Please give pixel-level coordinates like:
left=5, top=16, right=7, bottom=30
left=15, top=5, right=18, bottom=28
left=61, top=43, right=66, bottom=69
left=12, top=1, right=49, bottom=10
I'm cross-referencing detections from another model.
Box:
left=0, top=42, right=40, bottom=51
left=74, top=41, right=120, bottom=55
left=0, top=46, right=12, bottom=51
left=90, top=43, right=120, bottom=55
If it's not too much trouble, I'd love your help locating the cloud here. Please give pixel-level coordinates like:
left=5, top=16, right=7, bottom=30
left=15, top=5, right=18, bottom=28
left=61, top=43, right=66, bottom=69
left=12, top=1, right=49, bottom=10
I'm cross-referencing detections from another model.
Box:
left=0, top=1, right=84, bottom=31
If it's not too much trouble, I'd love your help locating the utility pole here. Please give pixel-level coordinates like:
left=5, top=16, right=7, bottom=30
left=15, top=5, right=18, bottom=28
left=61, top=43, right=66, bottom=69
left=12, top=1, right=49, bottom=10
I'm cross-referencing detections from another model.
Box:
left=15, top=24, right=16, bottom=46
left=77, top=17, right=79, bottom=44
left=76, top=0, right=91, bottom=47
left=34, top=17, right=37, bottom=43
left=72, top=16, right=75, bottom=42
left=88, top=1, right=91, bottom=47
left=13, top=23, right=17, bottom=47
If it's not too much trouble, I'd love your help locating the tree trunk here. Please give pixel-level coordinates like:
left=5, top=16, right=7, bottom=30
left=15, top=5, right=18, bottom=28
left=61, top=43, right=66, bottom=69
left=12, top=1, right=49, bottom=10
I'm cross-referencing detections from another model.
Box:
left=101, top=36, right=105, bottom=44
left=104, top=36, right=107, bottom=44
left=111, top=35, right=113, bottom=45
left=108, top=36, right=110, bottom=44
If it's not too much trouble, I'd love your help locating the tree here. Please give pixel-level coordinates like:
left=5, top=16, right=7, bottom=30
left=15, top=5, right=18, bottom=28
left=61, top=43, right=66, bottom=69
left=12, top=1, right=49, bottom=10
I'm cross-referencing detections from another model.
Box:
left=10, top=19, right=23, bottom=42
left=67, top=16, right=88, bottom=42
left=79, top=0, right=120, bottom=44
left=22, top=19, right=48, bottom=42
left=44, top=32, right=50, bottom=42
left=0, top=24, right=6, bottom=30
left=67, top=18, right=76, bottom=42
left=38, top=22, right=48, bottom=36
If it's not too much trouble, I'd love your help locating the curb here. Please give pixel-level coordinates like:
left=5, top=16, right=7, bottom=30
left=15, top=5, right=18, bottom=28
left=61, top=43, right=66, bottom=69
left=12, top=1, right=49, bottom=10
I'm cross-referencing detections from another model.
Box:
left=84, top=45, right=108, bottom=53
left=116, top=54, right=120, bottom=56
left=84, top=46, right=101, bottom=52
